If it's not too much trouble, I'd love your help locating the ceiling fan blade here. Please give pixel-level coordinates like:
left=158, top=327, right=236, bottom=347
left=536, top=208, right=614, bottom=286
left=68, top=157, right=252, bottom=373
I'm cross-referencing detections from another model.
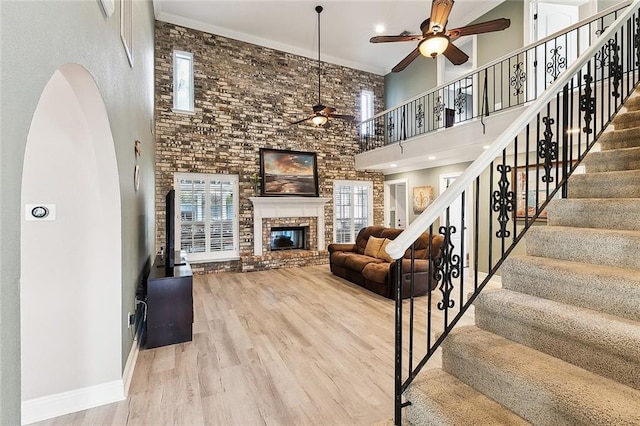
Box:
left=391, top=47, right=421, bottom=73
left=446, top=18, right=511, bottom=38
left=323, top=106, right=336, bottom=115
left=329, top=114, right=356, bottom=121
left=370, top=34, right=423, bottom=43
left=442, top=42, right=469, bottom=65
left=290, top=116, right=313, bottom=125
left=429, top=0, right=454, bottom=33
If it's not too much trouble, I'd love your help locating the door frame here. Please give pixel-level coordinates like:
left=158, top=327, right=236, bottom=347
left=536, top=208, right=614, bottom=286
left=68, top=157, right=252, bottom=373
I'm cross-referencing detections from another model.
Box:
left=384, top=178, right=409, bottom=229
left=439, top=172, right=472, bottom=268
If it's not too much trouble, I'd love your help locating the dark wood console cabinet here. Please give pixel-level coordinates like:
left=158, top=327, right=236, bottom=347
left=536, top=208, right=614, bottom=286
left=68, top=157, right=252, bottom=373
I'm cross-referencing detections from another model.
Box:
left=146, top=259, right=193, bottom=348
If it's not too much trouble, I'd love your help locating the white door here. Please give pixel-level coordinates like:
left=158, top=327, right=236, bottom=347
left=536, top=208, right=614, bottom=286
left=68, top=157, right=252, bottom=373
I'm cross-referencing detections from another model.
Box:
left=385, top=179, right=408, bottom=229
left=440, top=173, right=469, bottom=268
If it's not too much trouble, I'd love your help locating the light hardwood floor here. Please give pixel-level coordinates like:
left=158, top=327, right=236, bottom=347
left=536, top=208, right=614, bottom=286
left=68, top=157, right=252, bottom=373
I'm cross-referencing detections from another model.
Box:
left=36, top=264, right=486, bottom=426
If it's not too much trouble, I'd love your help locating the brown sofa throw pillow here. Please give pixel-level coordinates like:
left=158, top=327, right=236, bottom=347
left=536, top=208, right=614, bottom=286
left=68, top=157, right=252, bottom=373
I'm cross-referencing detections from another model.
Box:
left=377, top=238, right=395, bottom=262
left=364, top=236, right=385, bottom=258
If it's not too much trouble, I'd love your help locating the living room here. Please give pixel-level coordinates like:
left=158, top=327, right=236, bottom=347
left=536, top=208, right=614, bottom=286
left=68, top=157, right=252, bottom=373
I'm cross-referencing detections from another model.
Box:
left=3, top=0, right=638, bottom=425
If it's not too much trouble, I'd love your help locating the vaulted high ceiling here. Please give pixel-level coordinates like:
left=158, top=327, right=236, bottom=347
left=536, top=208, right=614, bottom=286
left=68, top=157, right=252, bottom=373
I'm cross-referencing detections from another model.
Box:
left=153, top=0, right=504, bottom=75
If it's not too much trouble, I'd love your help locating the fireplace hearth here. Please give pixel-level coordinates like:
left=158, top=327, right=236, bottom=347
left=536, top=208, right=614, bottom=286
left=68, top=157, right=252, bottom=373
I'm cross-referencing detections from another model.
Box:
left=270, top=226, right=306, bottom=251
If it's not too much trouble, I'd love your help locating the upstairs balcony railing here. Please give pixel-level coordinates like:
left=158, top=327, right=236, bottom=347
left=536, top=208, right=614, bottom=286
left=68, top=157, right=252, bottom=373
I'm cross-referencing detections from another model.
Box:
left=384, top=0, right=640, bottom=424
left=358, top=0, right=632, bottom=154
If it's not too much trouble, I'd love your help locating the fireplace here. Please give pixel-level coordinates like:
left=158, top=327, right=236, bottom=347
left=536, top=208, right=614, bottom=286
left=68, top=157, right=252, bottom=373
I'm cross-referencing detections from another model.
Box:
left=270, top=226, right=306, bottom=251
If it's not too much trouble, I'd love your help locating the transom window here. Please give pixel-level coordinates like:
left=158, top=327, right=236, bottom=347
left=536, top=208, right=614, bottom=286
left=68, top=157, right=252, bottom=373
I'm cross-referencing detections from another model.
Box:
left=173, top=50, right=194, bottom=113
left=175, top=173, right=239, bottom=262
left=333, top=180, right=373, bottom=244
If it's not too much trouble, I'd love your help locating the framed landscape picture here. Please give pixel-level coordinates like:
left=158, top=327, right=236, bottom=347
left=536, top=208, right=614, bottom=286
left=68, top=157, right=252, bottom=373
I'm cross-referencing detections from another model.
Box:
left=259, top=148, right=319, bottom=196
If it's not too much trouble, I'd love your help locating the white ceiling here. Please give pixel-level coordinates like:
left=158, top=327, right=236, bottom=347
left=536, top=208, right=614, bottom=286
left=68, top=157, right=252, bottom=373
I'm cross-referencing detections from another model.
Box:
left=153, top=0, right=504, bottom=75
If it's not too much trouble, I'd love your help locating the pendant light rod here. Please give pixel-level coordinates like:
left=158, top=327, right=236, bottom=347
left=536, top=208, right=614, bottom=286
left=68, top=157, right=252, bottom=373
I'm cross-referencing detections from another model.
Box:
left=316, top=5, right=323, bottom=104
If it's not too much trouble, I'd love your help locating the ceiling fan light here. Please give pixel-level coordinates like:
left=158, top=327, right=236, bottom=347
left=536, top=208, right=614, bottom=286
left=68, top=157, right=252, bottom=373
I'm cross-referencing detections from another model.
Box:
left=312, top=114, right=328, bottom=126
left=418, top=35, right=449, bottom=58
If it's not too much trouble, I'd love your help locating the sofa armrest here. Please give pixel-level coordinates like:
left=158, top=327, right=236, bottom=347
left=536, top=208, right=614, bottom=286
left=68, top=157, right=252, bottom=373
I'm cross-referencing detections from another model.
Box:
left=389, top=258, right=431, bottom=274
left=388, top=258, right=438, bottom=297
left=328, top=243, right=357, bottom=254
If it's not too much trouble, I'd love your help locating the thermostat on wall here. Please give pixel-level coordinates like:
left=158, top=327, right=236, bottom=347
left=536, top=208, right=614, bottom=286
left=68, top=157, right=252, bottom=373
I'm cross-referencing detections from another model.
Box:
left=25, top=204, right=56, bottom=221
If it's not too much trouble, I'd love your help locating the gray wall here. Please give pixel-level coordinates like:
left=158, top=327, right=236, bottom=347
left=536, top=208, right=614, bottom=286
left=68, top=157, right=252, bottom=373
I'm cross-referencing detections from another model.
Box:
left=383, top=0, right=525, bottom=109
left=0, top=1, right=155, bottom=422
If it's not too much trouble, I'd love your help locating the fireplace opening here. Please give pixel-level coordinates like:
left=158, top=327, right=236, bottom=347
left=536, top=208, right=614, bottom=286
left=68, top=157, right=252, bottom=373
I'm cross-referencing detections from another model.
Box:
left=270, top=226, right=306, bottom=251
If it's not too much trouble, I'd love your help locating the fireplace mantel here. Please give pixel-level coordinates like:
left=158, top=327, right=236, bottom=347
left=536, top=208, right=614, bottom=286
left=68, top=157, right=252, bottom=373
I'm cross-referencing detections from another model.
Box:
left=249, top=197, right=330, bottom=256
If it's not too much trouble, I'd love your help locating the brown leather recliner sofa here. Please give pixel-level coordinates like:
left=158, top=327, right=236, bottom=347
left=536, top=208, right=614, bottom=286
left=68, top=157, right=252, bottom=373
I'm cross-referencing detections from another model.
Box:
left=328, top=226, right=444, bottom=299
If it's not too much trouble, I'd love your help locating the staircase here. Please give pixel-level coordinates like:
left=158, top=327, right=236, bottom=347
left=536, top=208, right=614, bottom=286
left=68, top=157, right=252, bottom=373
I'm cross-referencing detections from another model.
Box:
left=403, top=90, right=640, bottom=424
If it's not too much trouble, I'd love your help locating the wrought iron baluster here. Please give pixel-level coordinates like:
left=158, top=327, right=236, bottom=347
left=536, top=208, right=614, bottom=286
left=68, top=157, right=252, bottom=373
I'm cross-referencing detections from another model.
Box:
left=415, top=103, right=424, bottom=129
left=546, top=45, right=567, bottom=83
left=454, top=88, right=466, bottom=115
left=608, top=38, right=622, bottom=98
left=580, top=73, right=595, bottom=134
left=433, top=96, right=444, bottom=123
left=433, top=223, right=459, bottom=314
left=509, top=61, right=526, bottom=96
left=538, top=116, right=557, bottom=183
left=492, top=163, right=515, bottom=239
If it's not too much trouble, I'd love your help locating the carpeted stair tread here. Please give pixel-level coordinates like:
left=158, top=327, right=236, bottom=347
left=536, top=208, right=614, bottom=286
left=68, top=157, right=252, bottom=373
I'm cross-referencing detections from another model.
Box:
left=582, top=145, right=640, bottom=172
left=612, top=109, right=640, bottom=129
left=501, top=255, right=640, bottom=322
left=442, top=326, right=640, bottom=425
left=622, top=93, right=640, bottom=111
left=568, top=169, right=640, bottom=198
left=405, top=369, right=530, bottom=426
left=474, top=288, right=640, bottom=389
left=547, top=198, right=640, bottom=230
left=598, top=127, right=640, bottom=150
left=526, top=225, right=640, bottom=269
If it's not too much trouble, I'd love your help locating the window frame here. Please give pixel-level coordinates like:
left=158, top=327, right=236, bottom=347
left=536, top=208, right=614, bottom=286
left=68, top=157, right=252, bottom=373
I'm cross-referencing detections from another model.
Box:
left=333, top=180, right=374, bottom=244
left=172, top=50, right=194, bottom=114
left=174, top=173, right=239, bottom=262
left=360, top=89, right=374, bottom=136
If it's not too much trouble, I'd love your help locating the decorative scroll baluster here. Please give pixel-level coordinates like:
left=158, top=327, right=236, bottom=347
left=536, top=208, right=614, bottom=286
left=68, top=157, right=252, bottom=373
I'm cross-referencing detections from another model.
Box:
left=433, top=224, right=459, bottom=311
left=433, top=96, right=445, bottom=122
left=388, top=116, right=395, bottom=138
left=546, top=46, right=567, bottom=82
left=509, top=62, right=526, bottom=96
left=491, top=164, right=515, bottom=238
left=416, top=103, right=424, bottom=129
left=580, top=74, right=595, bottom=134
left=538, top=116, right=558, bottom=183
left=608, top=38, right=622, bottom=98
left=454, top=88, right=466, bottom=115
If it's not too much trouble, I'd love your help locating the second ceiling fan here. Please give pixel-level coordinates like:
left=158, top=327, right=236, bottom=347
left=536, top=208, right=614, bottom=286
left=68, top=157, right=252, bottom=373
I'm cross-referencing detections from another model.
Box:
left=371, top=0, right=511, bottom=72
left=291, top=5, right=355, bottom=126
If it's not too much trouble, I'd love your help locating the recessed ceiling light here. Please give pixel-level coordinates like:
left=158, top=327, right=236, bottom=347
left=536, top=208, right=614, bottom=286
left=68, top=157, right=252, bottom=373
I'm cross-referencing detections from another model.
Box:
left=483, top=145, right=490, bottom=149
left=375, top=24, right=385, bottom=34
left=389, top=163, right=397, bottom=167
left=428, top=156, right=436, bottom=160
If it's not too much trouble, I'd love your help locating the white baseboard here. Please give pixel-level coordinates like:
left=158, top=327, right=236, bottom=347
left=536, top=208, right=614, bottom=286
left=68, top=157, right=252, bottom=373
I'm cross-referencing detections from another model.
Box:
left=123, top=333, right=141, bottom=396
left=21, top=380, right=125, bottom=425
left=474, top=270, right=502, bottom=286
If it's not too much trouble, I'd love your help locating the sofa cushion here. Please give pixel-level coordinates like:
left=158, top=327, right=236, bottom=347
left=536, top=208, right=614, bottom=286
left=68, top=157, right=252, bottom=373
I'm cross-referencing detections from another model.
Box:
left=344, top=253, right=384, bottom=272
left=376, top=238, right=395, bottom=262
left=330, top=251, right=353, bottom=267
left=362, top=262, right=391, bottom=283
left=355, top=225, right=387, bottom=254
left=364, top=235, right=385, bottom=257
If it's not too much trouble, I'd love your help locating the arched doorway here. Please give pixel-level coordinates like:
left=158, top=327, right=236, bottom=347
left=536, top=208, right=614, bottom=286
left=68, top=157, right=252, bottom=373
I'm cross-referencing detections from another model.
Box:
left=20, top=63, right=123, bottom=423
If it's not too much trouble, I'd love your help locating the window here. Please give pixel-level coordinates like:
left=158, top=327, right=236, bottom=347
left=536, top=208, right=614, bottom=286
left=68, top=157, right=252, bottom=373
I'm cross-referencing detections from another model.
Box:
left=175, top=173, right=239, bottom=262
left=334, top=180, right=373, bottom=243
left=173, top=50, right=194, bottom=112
left=360, top=90, right=374, bottom=135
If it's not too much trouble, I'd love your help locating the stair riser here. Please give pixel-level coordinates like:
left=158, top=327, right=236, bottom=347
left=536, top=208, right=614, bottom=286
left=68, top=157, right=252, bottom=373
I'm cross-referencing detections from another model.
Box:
left=583, top=148, right=640, bottom=173
left=526, top=227, right=640, bottom=269
left=613, top=114, right=640, bottom=130
left=567, top=172, right=640, bottom=198
left=474, top=297, right=640, bottom=390
left=547, top=199, right=640, bottom=231
left=501, top=257, right=640, bottom=322
left=442, top=352, right=577, bottom=425
left=598, top=129, right=640, bottom=150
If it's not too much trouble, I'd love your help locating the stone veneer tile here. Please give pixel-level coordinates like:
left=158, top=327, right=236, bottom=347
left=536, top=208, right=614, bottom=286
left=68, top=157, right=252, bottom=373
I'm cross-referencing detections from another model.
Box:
left=155, top=21, right=385, bottom=272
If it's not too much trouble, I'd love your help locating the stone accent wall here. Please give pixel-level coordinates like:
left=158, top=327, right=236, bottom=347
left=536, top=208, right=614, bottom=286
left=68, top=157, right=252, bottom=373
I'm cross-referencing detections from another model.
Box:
left=155, top=21, right=385, bottom=272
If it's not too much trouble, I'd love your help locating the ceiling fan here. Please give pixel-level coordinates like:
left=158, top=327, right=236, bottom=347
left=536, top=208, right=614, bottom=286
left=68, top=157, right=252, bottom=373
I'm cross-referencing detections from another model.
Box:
left=370, top=0, right=511, bottom=73
left=291, top=5, right=355, bottom=126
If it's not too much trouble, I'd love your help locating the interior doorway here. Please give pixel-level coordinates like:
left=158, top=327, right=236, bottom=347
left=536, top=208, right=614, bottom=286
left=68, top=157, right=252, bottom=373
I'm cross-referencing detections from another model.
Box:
left=439, top=173, right=470, bottom=268
left=385, top=179, right=408, bottom=229
left=20, top=63, right=123, bottom=423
